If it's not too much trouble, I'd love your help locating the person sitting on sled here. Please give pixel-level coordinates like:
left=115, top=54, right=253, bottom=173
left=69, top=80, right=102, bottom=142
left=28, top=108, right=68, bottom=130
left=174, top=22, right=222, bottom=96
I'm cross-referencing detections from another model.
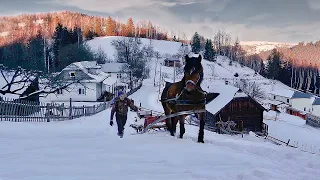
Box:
left=110, top=91, right=138, bottom=137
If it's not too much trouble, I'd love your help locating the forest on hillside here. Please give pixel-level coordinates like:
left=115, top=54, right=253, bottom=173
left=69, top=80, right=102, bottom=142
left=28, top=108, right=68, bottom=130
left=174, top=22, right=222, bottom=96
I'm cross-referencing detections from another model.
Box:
left=0, top=11, right=176, bottom=47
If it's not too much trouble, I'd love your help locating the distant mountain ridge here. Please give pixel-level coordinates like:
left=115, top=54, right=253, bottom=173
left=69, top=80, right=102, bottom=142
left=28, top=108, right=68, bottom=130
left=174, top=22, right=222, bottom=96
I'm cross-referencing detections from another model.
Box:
left=241, top=41, right=297, bottom=55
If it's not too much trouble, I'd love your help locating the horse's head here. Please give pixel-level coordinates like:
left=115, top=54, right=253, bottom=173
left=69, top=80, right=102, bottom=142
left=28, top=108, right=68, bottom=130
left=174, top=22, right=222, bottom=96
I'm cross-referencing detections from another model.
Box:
left=183, top=54, right=203, bottom=92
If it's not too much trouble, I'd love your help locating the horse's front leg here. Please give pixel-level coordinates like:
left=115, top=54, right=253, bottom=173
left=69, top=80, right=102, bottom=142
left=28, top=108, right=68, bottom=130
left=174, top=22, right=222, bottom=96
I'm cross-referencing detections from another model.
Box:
left=179, top=115, right=186, bottom=139
left=197, top=112, right=205, bottom=143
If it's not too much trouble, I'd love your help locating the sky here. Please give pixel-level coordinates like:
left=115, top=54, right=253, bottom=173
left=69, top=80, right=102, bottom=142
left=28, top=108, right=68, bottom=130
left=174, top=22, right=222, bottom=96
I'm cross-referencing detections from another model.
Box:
left=1, top=0, right=320, bottom=43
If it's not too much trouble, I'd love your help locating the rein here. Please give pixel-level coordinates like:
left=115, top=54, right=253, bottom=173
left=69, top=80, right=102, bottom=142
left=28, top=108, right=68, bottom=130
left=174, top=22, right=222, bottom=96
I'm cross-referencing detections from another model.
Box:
left=160, top=87, right=207, bottom=105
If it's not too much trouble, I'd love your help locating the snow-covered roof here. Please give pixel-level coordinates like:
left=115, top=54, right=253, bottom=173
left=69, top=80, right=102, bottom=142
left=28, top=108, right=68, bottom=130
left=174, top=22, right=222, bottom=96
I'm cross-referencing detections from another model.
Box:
left=73, top=61, right=100, bottom=69
left=270, top=89, right=295, bottom=98
left=270, top=89, right=312, bottom=99
left=103, top=76, right=117, bottom=86
left=234, top=90, right=248, bottom=98
left=206, top=85, right=239, bottom=115
left=85, top=71, right=110, bottom=83
left=101, top=63, right=126, bottom=73
left=313, top=98, right=320, bottom=105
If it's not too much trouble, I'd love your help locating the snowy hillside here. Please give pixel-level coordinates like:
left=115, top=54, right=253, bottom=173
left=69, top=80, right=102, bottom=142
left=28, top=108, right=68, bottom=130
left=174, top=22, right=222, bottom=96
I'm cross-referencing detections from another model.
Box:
left=241, top=41, right=297, bottom=54
left=1, top=37, right=320, bottom=180
left=87, top=36, right=184, bottom=60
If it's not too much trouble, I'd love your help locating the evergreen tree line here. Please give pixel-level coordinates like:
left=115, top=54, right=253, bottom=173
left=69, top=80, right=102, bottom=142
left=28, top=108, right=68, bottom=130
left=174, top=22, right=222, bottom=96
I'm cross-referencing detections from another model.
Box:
left=265, top=49, right=320, bottom=94
left=190, top=31, right=319, bottom=95
left=0, top=23, right=105, bottom=73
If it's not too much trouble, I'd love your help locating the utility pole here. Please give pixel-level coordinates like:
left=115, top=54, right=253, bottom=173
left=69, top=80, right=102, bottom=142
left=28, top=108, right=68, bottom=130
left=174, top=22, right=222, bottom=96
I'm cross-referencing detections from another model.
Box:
left=173, top=60, right=176, bottom=83
left=43, top=23, right=46, bottom=73
left=158, top=62, right=162, bottom=100
left=154, top=57, right=158, bottom=87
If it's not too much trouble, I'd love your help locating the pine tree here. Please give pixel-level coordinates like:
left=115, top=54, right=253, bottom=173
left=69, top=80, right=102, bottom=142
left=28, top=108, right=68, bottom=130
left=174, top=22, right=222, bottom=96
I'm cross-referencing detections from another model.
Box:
left=266, top=49, right=282, bottom=79
left=204, top=39, right=215, bottom=61
left=191, top=32, right=201, bottom=53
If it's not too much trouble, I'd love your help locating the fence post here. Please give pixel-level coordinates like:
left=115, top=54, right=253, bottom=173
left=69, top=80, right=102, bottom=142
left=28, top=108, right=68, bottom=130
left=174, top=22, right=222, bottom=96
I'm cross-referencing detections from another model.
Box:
left=83, top=105, right=85, bottom=116
left=69, top=98, right=72, bottom=119
left=286, top=139, right=291, bottom=146
left=46, top=103, right=50, bottom=122
left=93, top=105, right=96, bottom=114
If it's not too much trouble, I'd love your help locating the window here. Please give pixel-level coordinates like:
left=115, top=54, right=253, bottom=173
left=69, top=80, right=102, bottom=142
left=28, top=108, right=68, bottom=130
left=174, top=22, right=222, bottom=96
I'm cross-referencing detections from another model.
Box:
left=57, top=89, right=63, bottom=95
left=304, top=107, right=306, bottom=111
left=79, top=88, right=85, bottom=95
left=117, top=73, right=122, bottom=79
left=287, top=99, right=289, bottom=103
left=274, top=96, right=276, bottom=100
left=70, top=72, right=75, bottom=77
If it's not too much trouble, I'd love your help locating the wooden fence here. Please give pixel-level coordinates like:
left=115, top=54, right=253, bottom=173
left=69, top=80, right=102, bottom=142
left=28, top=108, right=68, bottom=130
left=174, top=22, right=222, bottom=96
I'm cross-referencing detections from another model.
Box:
left=306, top=113, right=320, bottom=128
left=0, top=97, right=109, bottom=122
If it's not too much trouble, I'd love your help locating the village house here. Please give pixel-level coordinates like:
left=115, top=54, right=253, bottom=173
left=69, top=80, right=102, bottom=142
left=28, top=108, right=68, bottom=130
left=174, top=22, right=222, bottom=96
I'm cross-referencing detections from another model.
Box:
left=270, top=89, right=313, bottom=119
left=163, top=58, right=181, bottom=67
left=101, top=63, right=129, bottom=93
left=311, top=98, right=320, bottom=117
left=205, top=85, right=266, bottom=133
left=47, top=61, right=110, bottom=102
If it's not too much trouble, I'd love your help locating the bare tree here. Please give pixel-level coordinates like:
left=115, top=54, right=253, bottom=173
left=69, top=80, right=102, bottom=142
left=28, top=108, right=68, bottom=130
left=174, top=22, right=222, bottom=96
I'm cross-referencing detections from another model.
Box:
left=0, top=65, right=80, bottom=99
left=234, top=79, right=265, bottom=99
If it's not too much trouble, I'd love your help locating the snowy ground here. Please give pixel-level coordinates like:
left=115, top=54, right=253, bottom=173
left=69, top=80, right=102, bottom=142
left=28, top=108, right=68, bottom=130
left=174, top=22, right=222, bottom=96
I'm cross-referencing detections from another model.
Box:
left=264, top=111, right=320, bottom=152
left=1, top=37, right=320, bottom=179
left=1, top=91, right=320, bottom=180
left=2, top=59, right=320, bottom=180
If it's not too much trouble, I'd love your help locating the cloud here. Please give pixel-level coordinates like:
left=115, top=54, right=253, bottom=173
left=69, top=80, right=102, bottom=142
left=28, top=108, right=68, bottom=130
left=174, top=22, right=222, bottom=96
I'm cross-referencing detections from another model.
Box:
left=307, top=0, right=320, bottom=10
left=2, top=0, right=319, bottom=43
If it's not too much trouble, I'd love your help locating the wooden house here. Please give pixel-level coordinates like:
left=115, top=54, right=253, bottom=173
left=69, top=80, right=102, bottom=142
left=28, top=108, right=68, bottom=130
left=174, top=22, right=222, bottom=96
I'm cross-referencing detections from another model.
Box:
left=216, top=91, right=266, bottom=132
left=206, top=86, right=266, bottom=133
left=164, top=59, right=181, bottom=67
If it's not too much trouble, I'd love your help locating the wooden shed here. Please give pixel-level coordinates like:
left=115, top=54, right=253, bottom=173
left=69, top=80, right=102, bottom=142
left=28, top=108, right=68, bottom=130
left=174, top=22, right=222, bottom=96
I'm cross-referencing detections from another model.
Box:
left=206, top=87, right=266, bottom=133
left=164, top=59, right=181, bottom=67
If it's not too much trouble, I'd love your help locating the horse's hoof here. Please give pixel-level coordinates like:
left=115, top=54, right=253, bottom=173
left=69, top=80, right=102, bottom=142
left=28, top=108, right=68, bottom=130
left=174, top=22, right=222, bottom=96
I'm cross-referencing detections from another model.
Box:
left=197, top=139, right=204, bottom=143
left=170, top=133, right=175, bottom=136
left=179, top=135, right=183, bottom=139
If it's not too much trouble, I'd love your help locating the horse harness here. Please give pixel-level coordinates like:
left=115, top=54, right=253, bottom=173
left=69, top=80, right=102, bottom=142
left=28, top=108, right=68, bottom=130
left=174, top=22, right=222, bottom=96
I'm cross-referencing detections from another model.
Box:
left=160, top=87, right=207, bottom=106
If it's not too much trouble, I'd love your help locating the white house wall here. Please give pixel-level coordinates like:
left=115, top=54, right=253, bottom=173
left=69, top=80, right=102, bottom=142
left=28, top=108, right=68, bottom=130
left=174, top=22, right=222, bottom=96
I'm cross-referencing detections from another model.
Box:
left=271, top=95, right=291, bottom=105
left=312, top=105, right=320, bottom=117
left=45, top=83, right=99, bottom=102
left=291, top=99, right=313, bottom=113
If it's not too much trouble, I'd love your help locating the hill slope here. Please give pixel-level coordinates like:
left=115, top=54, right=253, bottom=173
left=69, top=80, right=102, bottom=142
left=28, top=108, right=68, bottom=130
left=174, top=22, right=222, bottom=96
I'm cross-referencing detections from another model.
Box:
left=1, top=56, right=320, bottom=179
left=1, top=37, right=319, bottom=180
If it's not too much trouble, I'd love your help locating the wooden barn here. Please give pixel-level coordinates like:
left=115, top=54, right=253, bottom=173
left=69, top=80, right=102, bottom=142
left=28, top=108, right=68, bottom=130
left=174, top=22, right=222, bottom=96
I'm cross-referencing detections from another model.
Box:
left=164, top=59, right=181, bottom=67
left=206, top=87, right=266, bottom=133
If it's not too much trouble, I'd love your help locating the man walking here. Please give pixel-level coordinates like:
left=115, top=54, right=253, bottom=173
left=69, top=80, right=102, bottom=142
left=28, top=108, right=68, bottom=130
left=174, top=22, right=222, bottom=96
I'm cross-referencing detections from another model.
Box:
left=110, top=91, right=138, bottom=138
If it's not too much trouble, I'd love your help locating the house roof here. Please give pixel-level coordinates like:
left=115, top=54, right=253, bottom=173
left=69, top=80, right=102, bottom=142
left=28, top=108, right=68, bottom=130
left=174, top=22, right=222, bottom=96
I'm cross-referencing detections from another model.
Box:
left=73, top=61, right=100, bottom=69
left=60, top=61, right=109, bottom=83
left=270, top=89, right=295, bottom=98
left=101, top=63, right=126, bottom=73
left=206, top=86, right=266, bottom=115
left=270, top=89, right=312, bottom=99
left=292, top=91, right=313, bottom=99
left=313, top=98, right=320, bottom=105
left=206, top=85, right=239, bottom=115
left=103, top=76, right=117, bottom=86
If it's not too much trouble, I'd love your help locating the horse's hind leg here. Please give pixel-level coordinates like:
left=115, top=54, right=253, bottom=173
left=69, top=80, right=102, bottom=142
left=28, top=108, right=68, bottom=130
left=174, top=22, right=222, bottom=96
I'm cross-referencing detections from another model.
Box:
left=179, top=115, right=185, bottom=139
left=197, top=112, right=205, bottom=143
left=171, top=117, right=178, bottom=136
left=162, top=102, right=174, bottom=136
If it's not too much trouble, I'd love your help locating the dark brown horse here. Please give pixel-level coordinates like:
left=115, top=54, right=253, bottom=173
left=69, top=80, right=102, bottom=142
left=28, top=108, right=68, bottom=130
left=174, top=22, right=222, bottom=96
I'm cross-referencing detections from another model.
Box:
left=160, top=54, right=206, bottom=143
